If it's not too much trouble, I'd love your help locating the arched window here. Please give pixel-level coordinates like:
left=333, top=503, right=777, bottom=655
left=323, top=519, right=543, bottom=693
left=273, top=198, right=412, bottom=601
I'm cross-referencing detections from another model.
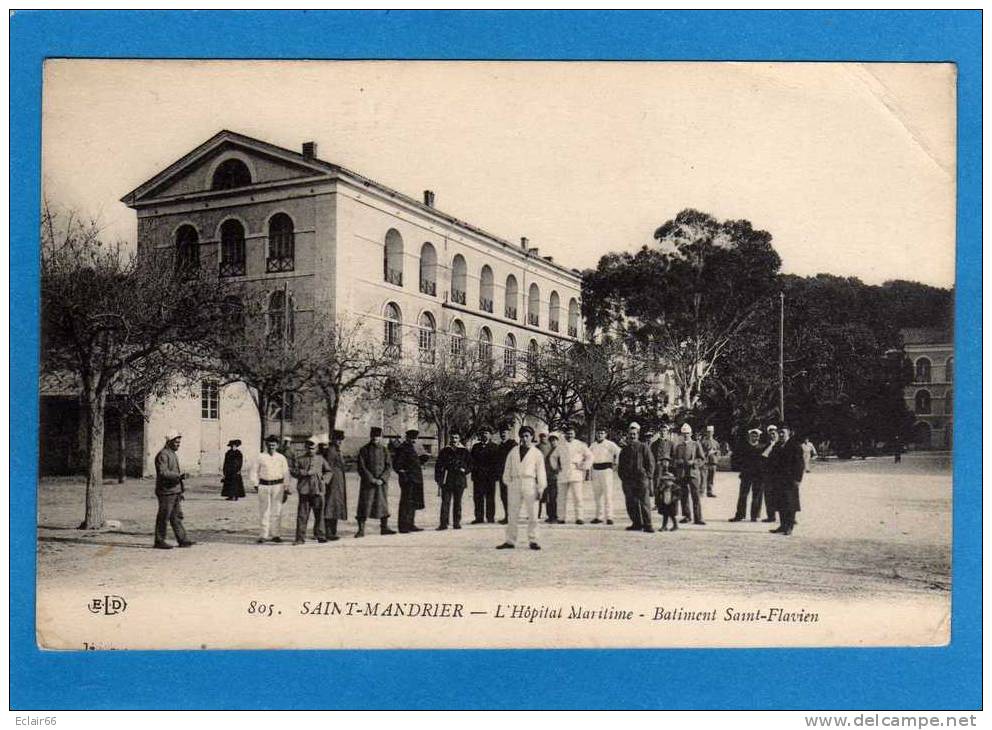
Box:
left=478, top=327, right=493, bottom=362
left=384, top=229, right=404, bottom=287
left=222, top=295, right=244, bottom=337
left=505, top=275, right=519, bottom=319
left=450, top=319, right=466, bottom=362
left=175, top=225, right=199, bottom=272
left=915, top=357, right=932, bottom=383
left=219, top=220, right=246, bottom=277
left=503, top=333, right=517, bottom=377
left=419, top=243, right=437, bottom=296
left=267, top=213, right=295, bottom=272
left=567, top=298, right=580, bottom=338
left=527, top=338, right=539, bottom=374
left=211, top=158, right=252, bottom=190
left=418, top=312, right=437, bottom=364
left=945, top=389, right=953, bottom=415
left=383, top=302, right=402, bottom=357
left=528, top=283, right=541, bottom=327
left=479, top=265, right=495, bottom=312
left=450, top=254, right=467, bottom=305
left=549, top=291, right=561, bottom=332
left=267, top=290, right=294, bottom=344
left=945, top=357, right=954, bottom=383
left=914, top=389, right=932, bottom=415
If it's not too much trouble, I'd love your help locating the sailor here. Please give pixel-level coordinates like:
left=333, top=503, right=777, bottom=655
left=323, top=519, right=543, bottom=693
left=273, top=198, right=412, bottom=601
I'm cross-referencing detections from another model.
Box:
left=617, top=422, right=655, bottom=533
left=435, top=431, right=471, bottom=530
left=495, top=426, right=547, bottom=551
left=588, top=426, right=620, bottom=525
left=249, top=434, right=292, bottom=544
left=556, top=426, right=591, bottom=525
left=393, top=429, right=428, bottom=533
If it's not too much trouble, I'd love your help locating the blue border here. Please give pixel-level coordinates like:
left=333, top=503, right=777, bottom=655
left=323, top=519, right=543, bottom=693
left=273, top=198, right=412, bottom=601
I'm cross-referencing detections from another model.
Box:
left=10, top=10, right=981, bottom=710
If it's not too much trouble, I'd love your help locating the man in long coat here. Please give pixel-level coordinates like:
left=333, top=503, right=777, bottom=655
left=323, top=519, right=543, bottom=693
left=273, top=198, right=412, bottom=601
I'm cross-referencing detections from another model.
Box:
left=393, top=429, right=428, bottom=533
left=469, top=426, right=500, bottom=524
left=767, top=425, right=805, bottom=535
left=321, top=430, right=348, bottom=540
left=673, top=423, right=706, bottom=525
left=153, top=429, right=194, bottom=549
left=730, top=428, right=765, bottom=522
left=760, top=424, right=782, bottom=523
left=356, top=426, right=394, bottom=537
left=617, top=422, right=655, bottom=533
left=435, top=431, right=471, bottom=530
left=291, top=437, right=330, bottom=544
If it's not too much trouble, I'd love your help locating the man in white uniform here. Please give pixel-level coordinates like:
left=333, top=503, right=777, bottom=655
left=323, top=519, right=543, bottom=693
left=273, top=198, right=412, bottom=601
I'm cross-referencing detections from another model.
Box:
left=249, top=434, right=292, bottom=544
left=496, top=426, right=547, bottom=551
left=588, top=427, right=620, bottom=525
left=556, top=426, right=592, bottom=525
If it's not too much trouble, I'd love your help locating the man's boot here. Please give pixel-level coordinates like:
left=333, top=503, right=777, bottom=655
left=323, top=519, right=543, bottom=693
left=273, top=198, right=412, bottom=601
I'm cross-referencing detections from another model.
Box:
left=355, top=520, right=365, bottom=538
left=380, top=517, right=396, bottom=535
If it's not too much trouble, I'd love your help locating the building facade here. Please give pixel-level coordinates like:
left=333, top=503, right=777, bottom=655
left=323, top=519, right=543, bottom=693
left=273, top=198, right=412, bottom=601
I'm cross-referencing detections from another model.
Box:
left=121, top=130, right=585, bottom=474
left=900, top=328, right=953, bottom=449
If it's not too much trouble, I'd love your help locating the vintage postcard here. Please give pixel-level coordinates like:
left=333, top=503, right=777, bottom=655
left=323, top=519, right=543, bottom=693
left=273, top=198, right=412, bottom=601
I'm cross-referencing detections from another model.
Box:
left=37, top=59, right=955, bottom=650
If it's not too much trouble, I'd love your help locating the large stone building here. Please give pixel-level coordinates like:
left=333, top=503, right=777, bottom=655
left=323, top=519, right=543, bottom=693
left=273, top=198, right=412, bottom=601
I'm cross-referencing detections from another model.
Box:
left=119, top=130, right=585, bottom=474
left=900, top=327, right=953, bottom=449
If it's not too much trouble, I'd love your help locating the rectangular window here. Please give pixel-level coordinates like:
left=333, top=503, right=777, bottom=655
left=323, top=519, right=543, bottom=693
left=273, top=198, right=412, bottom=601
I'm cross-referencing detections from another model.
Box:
left=201, top=381, right=219, bottom=420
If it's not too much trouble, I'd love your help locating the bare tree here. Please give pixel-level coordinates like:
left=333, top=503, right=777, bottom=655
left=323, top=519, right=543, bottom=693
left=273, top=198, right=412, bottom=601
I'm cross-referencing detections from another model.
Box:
left=568, top=339, right=654, bottom=441
left=516, top=340, right=584, bottom=430
left=40, top=202, right=220, bottom=528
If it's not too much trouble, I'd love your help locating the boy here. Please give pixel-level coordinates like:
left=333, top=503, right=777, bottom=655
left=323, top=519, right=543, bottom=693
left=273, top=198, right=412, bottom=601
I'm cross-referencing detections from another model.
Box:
left=657, top=467, right=681, bottom=532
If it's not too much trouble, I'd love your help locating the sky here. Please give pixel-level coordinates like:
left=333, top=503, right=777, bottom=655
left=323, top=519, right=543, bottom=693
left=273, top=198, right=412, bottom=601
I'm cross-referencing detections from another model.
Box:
left=42, top=60, right=956, bottom=288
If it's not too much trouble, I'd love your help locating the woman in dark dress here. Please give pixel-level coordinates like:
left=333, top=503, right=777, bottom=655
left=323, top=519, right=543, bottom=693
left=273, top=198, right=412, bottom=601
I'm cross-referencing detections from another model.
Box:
left=221, top=439, right=246, bottom=500
left=321, top=430, right=349, bottom=540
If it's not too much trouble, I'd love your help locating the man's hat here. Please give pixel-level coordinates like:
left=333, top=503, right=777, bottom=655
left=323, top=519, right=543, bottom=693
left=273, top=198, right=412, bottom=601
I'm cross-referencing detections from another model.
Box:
left=282, top=436, right=292, bottom=443
left=747, top=428, right=762, bottom=436
left=305, top=436, right=319, bottom=445
left=518, top=425, right=535, bottom=438
left=766, top=424, right=778, bottom=432
left=628, top=422, right=641, bottom=430
left=264, top=434, right=280, bottom=443
left=479, top=425, right=492, bottom=434
left=549, top=433, right=560, bottom=442
left=370, top=426, right=383, bottom=437
left=165, top=428, right=182, bottom=441
left=227, top=439, right=242, bottom=447
left=659, top=423, right=671, bottom=431
left=405, top=429, right=419, bottom=438
left=706, top=425, right=715, bottom=431
left=332, top=429, right=346, bottom=440
left=680, top=423, right=693, bottom=434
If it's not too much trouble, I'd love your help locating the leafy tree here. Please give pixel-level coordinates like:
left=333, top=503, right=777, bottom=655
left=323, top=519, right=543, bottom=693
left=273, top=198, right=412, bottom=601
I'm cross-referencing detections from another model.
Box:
left=40, top=203, right=220, bottom=528
left=583, top=208, right=781, bottom=410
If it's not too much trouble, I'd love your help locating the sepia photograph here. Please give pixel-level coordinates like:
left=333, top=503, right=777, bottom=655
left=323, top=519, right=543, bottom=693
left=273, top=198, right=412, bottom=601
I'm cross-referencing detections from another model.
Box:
left=36, top=58, right=956, bottom=651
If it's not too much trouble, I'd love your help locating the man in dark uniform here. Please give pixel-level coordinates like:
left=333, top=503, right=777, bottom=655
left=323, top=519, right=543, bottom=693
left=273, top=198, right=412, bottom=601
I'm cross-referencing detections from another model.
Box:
left=730, top=428, right=764, bottom=522
left=760, top=425, right=782, bottom=524
left=153, top=429, right=194, bottom=549
left=322, top=430, right=348, bottom=540
left=700, top=425, right=721, bottom=497
left=617, top=422, right=656, bottom=533
left=495, top=423, right=517, bottom=525
left=393, top=429, right=428, bottom=533
left=290, top=437, right=330, bottom=544
left=673, top=423, right=706, bottom=525
left=767, top=425, right=805, bottom=535
left=469, top=426, right=499, bottom=524
left=435, top=431, right=471, bottom=530
left=356, top=426, right=394, bottom=537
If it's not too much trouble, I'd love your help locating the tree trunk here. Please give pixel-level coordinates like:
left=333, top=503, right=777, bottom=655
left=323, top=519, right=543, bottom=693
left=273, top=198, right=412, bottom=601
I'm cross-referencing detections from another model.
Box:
left=117, top=408, right=126, bottom=483
left=80, top=387, right=107, bottom=529
left=324, top=389, right=340, bottom=434
left=257, top=390, right=268, bottom=449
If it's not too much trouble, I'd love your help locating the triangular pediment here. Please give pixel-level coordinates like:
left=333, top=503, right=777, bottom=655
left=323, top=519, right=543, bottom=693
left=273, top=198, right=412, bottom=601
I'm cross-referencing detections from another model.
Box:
left=121, top=130, right=335, bottom=206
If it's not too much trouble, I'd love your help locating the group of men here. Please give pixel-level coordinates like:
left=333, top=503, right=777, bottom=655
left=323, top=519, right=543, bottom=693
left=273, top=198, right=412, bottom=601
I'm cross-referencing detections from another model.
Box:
left=151, top=419, right=804, bottom=550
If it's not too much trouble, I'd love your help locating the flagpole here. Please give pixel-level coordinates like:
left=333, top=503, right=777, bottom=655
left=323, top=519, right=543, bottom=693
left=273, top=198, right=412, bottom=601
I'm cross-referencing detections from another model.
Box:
left=779, top=291, right=785, bottom=423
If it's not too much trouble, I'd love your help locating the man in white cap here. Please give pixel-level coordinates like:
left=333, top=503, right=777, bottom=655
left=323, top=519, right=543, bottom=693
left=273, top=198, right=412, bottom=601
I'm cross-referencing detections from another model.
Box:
left=730, top=428, right=765, bottom=522
left=617, top=422, right=655, bottom=532
left=673, top=423, right=706, bottom=525
left=555, top=425, right=592, bottom=525
left=700, top=425, right=721, bottom=498
left=496, top=425, right=546, bottom=550
left=249, top=434, right=292, bottom=544
left=153, top=429, right=194, bottom=549
left=588, top=426, right=620, bottom=525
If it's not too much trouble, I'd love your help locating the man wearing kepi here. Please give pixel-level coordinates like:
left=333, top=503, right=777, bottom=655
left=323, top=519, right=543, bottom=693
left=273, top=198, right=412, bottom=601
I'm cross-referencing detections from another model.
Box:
left=291, top=437, right=330, bottom=544
left=153, top=429, right=194, bottom=549
left=393, top=429, right=428, bottom=533
left=322, top=430, right=348, bottom=540
left=435, top=431, right=471, bottom=530
left=673, top=423, right=706, bottom=525
left=730, top=428, right=765, bottom=522
left=588, top=426, right=620, bottom=525
left=496, top=426, right=547, bottom=551
left=356, top=426, right=395, bottom=537
left=700, top=424, right=721, bottom=498
left=469, top=426, right=499, bottom=524
left=249, top=434, right=291, bottom=544
left=556, top=426, right=591, bottom=525
left=617, top=422, right=655, bottom=533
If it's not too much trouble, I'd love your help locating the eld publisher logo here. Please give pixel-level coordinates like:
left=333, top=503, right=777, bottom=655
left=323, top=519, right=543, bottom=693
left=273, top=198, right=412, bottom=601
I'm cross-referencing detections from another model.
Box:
left=88, top=595, right=127, bottom=616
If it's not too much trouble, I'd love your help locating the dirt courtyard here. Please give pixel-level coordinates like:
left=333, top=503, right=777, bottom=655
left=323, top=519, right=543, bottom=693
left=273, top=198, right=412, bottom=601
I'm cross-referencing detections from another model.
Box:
left=37, top=452, right=951, bottom=599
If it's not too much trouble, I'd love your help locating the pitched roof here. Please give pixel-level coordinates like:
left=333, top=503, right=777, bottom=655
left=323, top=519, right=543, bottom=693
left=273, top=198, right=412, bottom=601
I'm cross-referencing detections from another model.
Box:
left=900, top=327, right=952, bottom=346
